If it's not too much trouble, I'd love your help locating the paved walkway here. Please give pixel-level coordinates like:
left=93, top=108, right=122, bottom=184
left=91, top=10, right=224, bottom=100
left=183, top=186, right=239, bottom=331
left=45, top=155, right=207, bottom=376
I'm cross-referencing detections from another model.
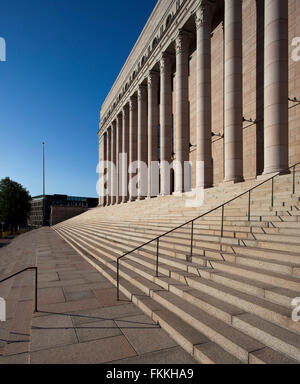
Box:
left=0, top=228, right=196, bottom=364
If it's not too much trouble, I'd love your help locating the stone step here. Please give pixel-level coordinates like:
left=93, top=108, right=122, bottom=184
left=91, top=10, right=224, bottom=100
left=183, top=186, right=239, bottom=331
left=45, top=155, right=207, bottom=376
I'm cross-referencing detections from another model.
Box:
left=58, top=222, right=300, bottom=290
left=57, top=227, right=298, bottom=364
left=59, top=224, right=300, bottom=291
left=207, top=270, right=298, bottom=308
left=55, top=228, right=244, bottom=364
left=150, top=290, right=263, bottom=363
left=249, top=347, right=298, bottom=364
left=58, top=226, right=299, bottom=333
left=232, top=313, right=300, bottom=361
left=184, top=276, right=298, bottom=333
left=68, top=220, right=300, bottom=250
left=84, top=218, right=300, bottom=237
left=60, top=221, right=300, bottom=272
left=206, top=259, right=300, bottom=292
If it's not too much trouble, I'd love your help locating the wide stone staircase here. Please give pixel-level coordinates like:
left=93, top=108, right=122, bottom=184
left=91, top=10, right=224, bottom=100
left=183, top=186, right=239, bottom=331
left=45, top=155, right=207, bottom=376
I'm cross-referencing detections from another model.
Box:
left=53, top=168, right=300, bottom=364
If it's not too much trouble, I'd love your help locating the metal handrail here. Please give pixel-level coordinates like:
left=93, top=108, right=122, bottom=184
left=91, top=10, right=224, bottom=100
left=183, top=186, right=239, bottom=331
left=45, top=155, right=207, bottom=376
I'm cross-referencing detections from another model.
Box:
left=0, top=267, right=38, bottom=312
left=117, top=161, right=300, bottom=300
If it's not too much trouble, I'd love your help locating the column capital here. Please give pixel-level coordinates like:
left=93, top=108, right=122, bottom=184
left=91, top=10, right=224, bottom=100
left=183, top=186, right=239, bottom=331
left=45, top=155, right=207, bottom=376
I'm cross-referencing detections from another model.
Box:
left=147, top=70, right=159, bottom=89
left=138, top=84, right=147, bottom=101
left=195, top=0, right=213, bottom=29
left=160, top=52, right=173, bottom=74
left=129, top=95, right=137, bottom=112
left=175, top=30, right=193, bottom=56
left=122, top=104, right=129, bottom=119
left=116, top=113, right=122, bottom=125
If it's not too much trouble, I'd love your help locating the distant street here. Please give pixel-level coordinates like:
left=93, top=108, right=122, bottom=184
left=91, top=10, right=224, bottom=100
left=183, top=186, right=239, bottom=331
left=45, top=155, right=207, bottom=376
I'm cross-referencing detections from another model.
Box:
left=0, top=236, right=14, bottom=248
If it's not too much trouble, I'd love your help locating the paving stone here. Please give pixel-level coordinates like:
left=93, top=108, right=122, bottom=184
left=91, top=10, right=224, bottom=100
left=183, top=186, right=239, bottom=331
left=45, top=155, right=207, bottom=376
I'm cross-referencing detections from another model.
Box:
left=31, top=314, right=78, bottom=352
left=75, top=319, right=122, bottom=342
left=84, top=272, right=106, bottom=283
left=38, top=273, right=60, bottom=283
left=93, top=287, right=128, bottom=307
left=64, top=290, right=95, bottom=302
left=71, top=303, right=141, bottom=326
left=63, top=281, right=112, bottom=294
left=109, top=346, right=197, bottom=364
left=38, top=287, right=66, bottom=305
left=30, top=335, right=137, bottom=364
left=0, top=352, right=29, bottom=364
left=58, top=271, right=84, bottom=281
left=116, top=314, right=177, bottom=355
left=38, top=298, right=101, bottom=314
left=38, top=278, right=87, bottom=289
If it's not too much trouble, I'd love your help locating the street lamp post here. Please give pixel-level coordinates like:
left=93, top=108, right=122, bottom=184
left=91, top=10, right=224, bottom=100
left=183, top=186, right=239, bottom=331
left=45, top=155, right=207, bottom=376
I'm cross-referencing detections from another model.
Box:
left=42, top=142, right=46, bottom=226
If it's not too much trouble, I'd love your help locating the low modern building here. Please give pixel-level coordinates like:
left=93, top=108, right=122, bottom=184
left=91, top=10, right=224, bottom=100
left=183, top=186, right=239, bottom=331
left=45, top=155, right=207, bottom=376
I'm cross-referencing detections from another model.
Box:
left=28, top=194, right=98, bottom=227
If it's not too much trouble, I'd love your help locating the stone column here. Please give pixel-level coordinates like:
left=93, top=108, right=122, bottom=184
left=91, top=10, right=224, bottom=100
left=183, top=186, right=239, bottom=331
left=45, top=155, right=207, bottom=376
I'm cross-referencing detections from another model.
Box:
left=106, top=128, right=111, bottom=206
left=129, top=95, right=138, bottom=201
left=138, top=84, right=148, bottom=199
left=111, top=121, right=117, bottom=205
left=98, top=135, right=103, bottom=206
left=224, top=0, right=244, bottom=183
left=160, top=53, right=173, bottom=196
left=196, top=1, right=213, bottom=188
left=147, top=71, right=159, bottom=198
left=116, top=114, right=122, bottom=204
left=263, top=0, right=289, bottom=174
left=175, top=30, right=191, bottom=193
left=122, top=105, right=129, bottom=203
left=103, top=133, right=107, bottom=206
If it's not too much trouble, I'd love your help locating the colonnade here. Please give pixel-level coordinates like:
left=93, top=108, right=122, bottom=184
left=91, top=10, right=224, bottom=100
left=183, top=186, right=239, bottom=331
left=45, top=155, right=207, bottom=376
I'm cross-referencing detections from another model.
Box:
left=99, top=0, right=289, bottom=206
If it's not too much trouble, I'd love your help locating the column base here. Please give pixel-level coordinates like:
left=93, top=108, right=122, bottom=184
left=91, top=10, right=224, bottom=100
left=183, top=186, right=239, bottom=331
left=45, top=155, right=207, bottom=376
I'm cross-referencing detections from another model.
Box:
left=196, top=183, right=213, bottom=190
left=173, top=191, right=184, bottom=197
left=223, top=177, right=245, bottom=185
left=159, top=193, right=171, bottom=197
left=263, top=167, right=290, bottom=176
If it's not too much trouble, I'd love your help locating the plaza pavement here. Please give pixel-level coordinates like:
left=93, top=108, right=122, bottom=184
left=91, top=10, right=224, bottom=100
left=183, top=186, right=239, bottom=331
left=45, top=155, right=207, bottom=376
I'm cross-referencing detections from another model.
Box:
left=0, top=228, right=196, bottom=364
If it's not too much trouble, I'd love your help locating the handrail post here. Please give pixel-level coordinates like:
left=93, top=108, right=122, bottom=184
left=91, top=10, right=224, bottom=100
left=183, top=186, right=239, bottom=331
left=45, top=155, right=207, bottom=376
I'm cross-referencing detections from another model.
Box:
left=0, top=267, right=39, bottom=312
left=35, top=267, right=38, bottom=312
left=293, top=166, right=296, bottom=195
left=117, top=258, right=120, bottom=301
left=190, top=221, right=194, bottom=258
left=271, top=178, right=274, bottom=208
left=156, top=238, right=159, bottom=277
left=221, top=205, right=224, bottom=238
left=248, top=190, right=251, bottom=222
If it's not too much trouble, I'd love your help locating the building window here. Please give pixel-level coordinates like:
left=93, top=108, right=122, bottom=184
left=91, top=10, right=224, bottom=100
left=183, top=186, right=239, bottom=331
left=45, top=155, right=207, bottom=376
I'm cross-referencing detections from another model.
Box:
left=152, top=37, right=158, bottom=50
left=166, top=14, right=173, bottom=28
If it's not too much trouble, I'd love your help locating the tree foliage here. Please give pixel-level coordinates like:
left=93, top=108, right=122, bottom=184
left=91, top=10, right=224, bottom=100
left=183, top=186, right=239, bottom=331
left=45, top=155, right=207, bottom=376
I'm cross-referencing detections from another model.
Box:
left=0, top=177, right=31, bottom=230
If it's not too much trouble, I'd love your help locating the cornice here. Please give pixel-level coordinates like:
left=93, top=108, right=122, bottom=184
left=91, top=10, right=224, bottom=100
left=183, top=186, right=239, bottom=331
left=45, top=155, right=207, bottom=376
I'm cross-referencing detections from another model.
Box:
left=98, top=0, right=211, bottom=136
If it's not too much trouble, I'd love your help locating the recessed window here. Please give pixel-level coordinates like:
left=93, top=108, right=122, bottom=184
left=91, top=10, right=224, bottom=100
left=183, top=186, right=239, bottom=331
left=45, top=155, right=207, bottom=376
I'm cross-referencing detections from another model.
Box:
left=166, top=14, right=172, bottom=28
left=152, top=37, right=158, bottom=49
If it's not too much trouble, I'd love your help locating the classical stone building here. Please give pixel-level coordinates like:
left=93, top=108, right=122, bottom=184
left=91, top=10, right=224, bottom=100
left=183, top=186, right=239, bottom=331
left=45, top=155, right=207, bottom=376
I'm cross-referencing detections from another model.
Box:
left=98, top=0, right=300, bottom=206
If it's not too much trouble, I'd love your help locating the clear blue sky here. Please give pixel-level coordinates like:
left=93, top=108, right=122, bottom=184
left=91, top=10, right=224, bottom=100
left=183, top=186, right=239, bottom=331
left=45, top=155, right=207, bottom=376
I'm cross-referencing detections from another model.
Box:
left=0, top=0, right=157, bottom=197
